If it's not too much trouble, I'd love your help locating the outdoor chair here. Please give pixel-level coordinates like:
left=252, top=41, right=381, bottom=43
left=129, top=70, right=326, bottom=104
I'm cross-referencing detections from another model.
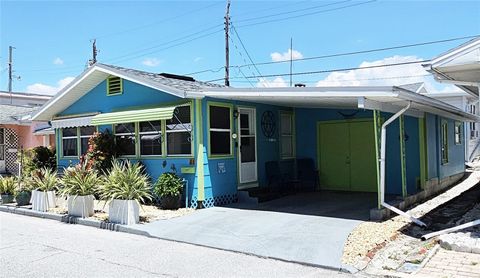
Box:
left=265, top=161, right=298, bottom=194
left=297, top=158, right=319, bottom=192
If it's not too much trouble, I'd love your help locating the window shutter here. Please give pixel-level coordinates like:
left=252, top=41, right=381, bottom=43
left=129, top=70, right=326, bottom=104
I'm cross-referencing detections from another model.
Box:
left=107, top=76, right=122, bottom=95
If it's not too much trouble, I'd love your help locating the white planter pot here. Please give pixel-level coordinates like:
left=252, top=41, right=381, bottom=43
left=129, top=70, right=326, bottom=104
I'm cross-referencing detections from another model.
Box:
left=67, top=195, right=94, bottom=218
left=31, top=190, right=56, bottom=212
left=108, top=199, right=139, bottom=225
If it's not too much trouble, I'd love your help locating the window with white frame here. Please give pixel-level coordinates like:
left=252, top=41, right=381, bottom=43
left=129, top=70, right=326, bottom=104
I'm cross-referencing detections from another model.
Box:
left=139, top=121, right=162, bottom=156
left=114, top=123, right=136, bottom=156
left=454, top=121, right=462, bottom=145
left=166, top=105, right=192, bottom=155
left=280, top=112, right=294, bottom=158
left=80, top=126, right=96, bottom=154
left=62, top=127, right=78, bottom=157
left=209, top=105, right=232, bottom=156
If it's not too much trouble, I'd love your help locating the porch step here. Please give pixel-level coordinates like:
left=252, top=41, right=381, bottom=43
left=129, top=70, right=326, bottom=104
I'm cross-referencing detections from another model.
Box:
left=239, top=187, right=282, bottom=203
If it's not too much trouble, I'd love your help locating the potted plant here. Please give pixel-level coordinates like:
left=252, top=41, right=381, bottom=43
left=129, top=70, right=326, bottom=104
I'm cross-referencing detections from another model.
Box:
left=59, top=158, right=102, bottom=218
left=29, top=168, right=58, bottom=212
left=0, top=176, right=16, bottom=204
left=100, top=160, right=152, bottom=225
left=15, top=179, right=32, bottom=206
left=154, top=172, right=183, bottom=209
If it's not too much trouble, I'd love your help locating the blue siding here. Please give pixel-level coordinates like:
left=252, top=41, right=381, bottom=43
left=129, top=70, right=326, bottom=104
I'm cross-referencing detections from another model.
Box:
left=60, top=80, right=181, bottom=116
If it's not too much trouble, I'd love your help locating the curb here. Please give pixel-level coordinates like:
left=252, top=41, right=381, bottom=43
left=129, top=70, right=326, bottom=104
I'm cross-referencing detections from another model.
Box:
left=0, top=205, right=150, bottom=236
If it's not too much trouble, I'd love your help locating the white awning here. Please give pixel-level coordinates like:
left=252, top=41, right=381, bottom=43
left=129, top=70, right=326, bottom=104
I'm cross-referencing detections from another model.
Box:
left=51, top=115, right=95, bottom=129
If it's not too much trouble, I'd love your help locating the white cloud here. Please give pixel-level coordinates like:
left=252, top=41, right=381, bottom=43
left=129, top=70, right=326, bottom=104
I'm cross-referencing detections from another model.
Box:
left=142, top=58, right=161, bottom=67
left=193, top=57, right=203, bottom=63
left=256, top=77, right=288, bottom=88
left=26, top=76, right=75, bottom=96
left=270, top=49, right=303, bottom=62
left=53, top=57, right=64, bottom=65
left=315, top=55, right=462, bottom=94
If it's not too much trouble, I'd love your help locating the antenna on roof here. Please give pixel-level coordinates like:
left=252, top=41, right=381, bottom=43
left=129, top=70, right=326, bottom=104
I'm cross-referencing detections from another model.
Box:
left=88, top=39, right=98, bottom=66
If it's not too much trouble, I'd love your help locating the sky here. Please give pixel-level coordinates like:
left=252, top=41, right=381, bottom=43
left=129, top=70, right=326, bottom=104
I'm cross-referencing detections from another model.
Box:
left=1, top=0, right=479, bottom=96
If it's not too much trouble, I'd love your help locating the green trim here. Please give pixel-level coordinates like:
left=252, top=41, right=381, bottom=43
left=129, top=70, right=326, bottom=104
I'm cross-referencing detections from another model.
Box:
left=454, top=121, right=462, bottom=145
left=441, top=119, right=449, bottom=164
left=419, top=117, right=427, bottom=189
left=207, top=101, right=234, bottom=158
left=106, top=76, right=123, bottom=96
left=195, top=99, right=205, bottom=201
left=399, top=115, right=407, bottom=198
left=279, top=110, right=296, bottom=160
left=373, top=110, right=382, bottom=209
left=181, top=166, right=195, bottom=174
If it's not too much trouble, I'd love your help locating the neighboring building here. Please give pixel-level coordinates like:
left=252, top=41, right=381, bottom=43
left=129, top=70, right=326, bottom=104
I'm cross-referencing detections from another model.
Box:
left=423, top=37, right=480, bottom=161
left=32, top=63, right=477, bottom=214
left=0, top=92, right=54, bottom=174
left=422, top=91, right=480, bottom=162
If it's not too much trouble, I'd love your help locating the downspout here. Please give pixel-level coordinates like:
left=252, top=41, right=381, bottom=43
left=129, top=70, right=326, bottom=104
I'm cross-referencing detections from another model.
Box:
left=380, top=101, right=427, bottom=227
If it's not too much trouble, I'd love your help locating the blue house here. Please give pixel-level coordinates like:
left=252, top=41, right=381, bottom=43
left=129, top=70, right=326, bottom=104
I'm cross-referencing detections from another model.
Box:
left=32, top=64, right=478, bottom=217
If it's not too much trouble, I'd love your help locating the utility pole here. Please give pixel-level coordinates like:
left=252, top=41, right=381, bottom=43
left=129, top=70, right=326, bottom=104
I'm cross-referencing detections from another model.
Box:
left=290, top=38, right=293, bottom=87
left=224, top=0, right=231, bottom=87
left=88, top=39, right=98, bottom=66
left=8, top=46, right=15, bottom=104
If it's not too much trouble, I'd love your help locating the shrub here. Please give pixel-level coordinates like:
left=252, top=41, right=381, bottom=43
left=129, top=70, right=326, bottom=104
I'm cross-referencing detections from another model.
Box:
left=29, top=168, right=58, bottom=192
left=100, top=160, right=152, bottom=203
left=85, top=131, right=116, bottom=174
left=153, top=172, right=183, bottom=198
left=19, top=146, right=56, bottom=177
left=59, top=158, right=102, bottom=197
left=0, top=176, right=16, bottom=195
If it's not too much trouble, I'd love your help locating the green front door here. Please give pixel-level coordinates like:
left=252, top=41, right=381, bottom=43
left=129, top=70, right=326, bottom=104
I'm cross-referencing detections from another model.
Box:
left=317, top=120, right=377, bottom=192
left=318, top=122, right=350, bottom=191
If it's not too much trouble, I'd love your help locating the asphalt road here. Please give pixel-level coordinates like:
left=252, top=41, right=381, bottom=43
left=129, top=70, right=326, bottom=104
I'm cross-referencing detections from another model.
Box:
left=0, top=212, right=352, bottom=278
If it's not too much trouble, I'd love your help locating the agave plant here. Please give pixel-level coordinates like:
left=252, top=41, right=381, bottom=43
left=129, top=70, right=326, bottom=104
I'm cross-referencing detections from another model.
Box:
left=59, top=159, right=102, bottom=197
left=0, top=176, right=16, bottom=195
left=29, top=168, right=58, bottom=192
left=100, top=160, right=152, bottom=203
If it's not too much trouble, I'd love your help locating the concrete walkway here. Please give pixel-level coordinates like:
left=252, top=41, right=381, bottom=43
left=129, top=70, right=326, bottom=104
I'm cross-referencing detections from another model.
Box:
left=132, top=192, right=370, bottom=271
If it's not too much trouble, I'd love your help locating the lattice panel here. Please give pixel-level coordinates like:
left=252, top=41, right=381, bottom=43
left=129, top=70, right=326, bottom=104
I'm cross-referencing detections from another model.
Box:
left=4, top=128, right=18, bottom=175
left=189, top=193, right=238, bottom=209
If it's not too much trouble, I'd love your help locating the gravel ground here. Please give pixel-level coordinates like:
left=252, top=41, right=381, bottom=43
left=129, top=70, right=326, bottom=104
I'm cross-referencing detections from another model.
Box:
left=49, top=197, right=194, bottom=223
left=342, top=169, right=480, bottom=269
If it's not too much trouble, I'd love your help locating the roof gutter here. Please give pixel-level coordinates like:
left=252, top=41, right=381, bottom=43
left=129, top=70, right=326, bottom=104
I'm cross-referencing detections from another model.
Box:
left=379, top=101, right=427, bottom=227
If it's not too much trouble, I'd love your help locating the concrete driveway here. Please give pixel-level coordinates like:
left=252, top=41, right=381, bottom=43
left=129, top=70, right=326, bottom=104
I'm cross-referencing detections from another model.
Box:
left=132, top=192, right=373, bottom=271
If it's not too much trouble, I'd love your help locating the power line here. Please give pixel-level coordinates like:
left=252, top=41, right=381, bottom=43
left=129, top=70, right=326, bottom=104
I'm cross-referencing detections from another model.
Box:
left=93, top=2, right=223, bottom=40
left=235, top=0, right=376, bottom=29
left=206, top=60, right=430, bottom=82
left=189, top=34, right=479, bottom=75
left=229, top=33, right=260, bottom=85
left=104, top=24, right=223, bottom=63
left=234, top=0, right=351, bottom=24
left=230, top=23, right=263, bottom=80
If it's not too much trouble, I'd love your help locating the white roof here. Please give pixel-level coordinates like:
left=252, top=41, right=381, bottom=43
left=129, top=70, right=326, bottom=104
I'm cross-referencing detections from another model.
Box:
left=32, top=63, right=221, bottom=121
left=423, top=37, right=480, bottom=97
left=31, top=64, right=479, bottom=123
left=202, top=86, right=479, bottom=122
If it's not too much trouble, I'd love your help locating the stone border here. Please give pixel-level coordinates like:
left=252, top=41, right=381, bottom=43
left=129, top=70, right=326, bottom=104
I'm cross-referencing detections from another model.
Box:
left=0, top=204, right=357, bottom=274
left=0, top=205, right=150, bottom=236
left=370, top=172, right=465, bottom=220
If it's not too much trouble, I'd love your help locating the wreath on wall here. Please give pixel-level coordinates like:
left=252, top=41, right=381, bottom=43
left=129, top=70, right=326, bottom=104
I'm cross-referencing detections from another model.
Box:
left=261, top=111, right=276, bottom=138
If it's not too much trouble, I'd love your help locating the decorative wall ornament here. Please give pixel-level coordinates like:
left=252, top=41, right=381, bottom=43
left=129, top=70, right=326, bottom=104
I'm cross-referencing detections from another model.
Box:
left=261, top=111, right=276, bottom=138
left=338, top=111, right=359, bottom=119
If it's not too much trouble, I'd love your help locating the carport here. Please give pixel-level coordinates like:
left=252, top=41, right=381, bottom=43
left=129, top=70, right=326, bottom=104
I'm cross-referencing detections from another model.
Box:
left=203, top=85, right=478, bottom=220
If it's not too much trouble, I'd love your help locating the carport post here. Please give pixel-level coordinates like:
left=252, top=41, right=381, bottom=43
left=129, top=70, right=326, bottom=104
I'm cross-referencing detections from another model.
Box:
left=373, top=110, right=382, bottom=209
left=379, top=102, right=426, bottom=227
left=399, top=115, right=407, bottom=198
